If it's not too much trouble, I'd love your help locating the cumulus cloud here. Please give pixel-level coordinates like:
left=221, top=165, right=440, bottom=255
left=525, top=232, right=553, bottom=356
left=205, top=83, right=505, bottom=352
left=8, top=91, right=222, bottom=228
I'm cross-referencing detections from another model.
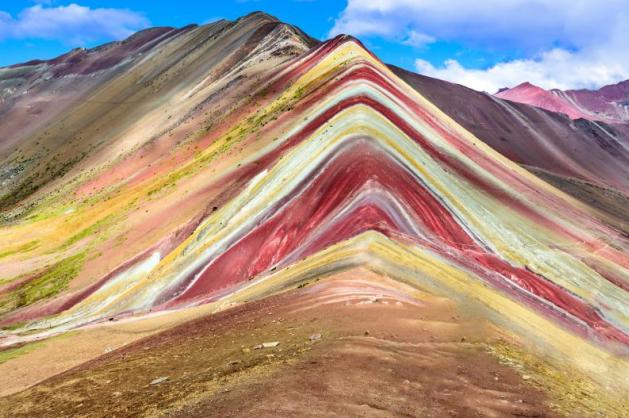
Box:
left=0, top=3, right=150, bottom=45
left=416, top=48, right=628, bottom=93
left=330, top=0, right=629, bottom=91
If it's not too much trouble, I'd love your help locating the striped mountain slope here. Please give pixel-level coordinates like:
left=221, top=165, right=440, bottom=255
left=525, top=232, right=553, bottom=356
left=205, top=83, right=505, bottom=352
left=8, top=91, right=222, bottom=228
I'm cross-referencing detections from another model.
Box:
left=0, top=13, right=627, bottom=416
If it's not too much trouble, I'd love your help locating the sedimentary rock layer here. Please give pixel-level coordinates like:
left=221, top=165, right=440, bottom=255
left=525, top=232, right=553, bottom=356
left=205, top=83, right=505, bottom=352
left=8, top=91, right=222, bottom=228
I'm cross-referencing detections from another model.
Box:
left=0, top=16, right=627, bottom=398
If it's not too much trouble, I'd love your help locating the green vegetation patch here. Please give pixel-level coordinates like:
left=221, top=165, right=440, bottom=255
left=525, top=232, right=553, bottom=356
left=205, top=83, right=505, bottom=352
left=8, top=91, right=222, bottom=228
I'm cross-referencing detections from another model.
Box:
left=0, top=341, right=45, bottom=365
left=487, top=340, right=628, bottom=418
left=0, top=241, right=39, bottom=260
left=0, top=251, right=87, bottom=317
left=18, top=252, right=86, bottom=306
left=63, top=214, right=116, bottom=248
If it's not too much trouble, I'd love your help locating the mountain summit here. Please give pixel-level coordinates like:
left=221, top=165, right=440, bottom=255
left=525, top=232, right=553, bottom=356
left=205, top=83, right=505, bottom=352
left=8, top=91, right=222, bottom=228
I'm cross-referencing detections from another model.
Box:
left=496, top=79, right=629, bottom=123
left=0, top=13, right=627, bottom=417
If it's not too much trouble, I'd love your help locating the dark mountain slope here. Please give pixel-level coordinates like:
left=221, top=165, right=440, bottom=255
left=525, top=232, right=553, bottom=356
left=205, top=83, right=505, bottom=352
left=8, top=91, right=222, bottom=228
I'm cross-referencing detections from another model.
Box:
left=391, top=65, right=629, bottom=230
left=0, top=12, right=316, bottom=217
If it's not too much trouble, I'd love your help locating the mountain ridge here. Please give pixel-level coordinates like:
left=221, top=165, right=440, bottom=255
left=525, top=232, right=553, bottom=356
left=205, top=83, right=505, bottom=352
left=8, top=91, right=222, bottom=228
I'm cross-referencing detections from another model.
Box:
left=496, top=79, right=629, bottom=123
left=0, top=13, right=627, bottom=416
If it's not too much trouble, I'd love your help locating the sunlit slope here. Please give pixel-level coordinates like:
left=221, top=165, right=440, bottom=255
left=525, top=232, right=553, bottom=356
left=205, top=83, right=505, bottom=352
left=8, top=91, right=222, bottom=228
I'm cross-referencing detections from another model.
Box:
left=0, top=12, right=315, bottom=322
left=0, top=34, right=627, bottom=392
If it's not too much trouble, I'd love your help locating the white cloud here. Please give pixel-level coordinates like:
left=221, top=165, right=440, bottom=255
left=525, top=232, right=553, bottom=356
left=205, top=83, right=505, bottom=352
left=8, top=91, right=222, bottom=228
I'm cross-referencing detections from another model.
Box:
left=0, top=3, right=150, bottom=45
left=402, top=31, right=434, bottom=48
left=330, top=0, right=629, bottom=91
left=416, top=49, right=628, bottom=93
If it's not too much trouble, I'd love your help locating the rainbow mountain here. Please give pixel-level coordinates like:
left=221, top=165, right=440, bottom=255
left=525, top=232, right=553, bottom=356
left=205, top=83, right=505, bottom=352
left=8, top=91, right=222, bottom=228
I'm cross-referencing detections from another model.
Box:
left=0, top=12, right=627, bottom=417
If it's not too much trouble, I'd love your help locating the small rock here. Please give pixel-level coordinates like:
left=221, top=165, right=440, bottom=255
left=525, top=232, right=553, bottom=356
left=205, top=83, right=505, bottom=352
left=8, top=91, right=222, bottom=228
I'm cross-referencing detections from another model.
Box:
left=522, top=374, right=531, bottom=380
left=262, top=341, right=279, bottom=348
left=309, top=333, right=322, bottom=341
left=228, top=360, right=240, bottom=366
left=253, top=344, right=264, bottom=350
left=104, top=347, right=113, bottom=353
left=364, top=330, right=370, bottom=336
left=150, top=376, right=169, bottom=385
left=112, top=391, right=122, bottom=397
left=242, top=347, right=251, bottom=354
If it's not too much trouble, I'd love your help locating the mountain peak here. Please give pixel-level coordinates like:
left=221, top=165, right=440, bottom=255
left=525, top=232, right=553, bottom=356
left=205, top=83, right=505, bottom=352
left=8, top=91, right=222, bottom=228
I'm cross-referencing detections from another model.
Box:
left=496, top=79, right=629, bottom=122
left=511, top=81, right=544, bottom=91
left=0, top=11, right=628, bottom=415
left=515, top=81, right=534, bottom=88
left=240, top=10, right=280, bottom=23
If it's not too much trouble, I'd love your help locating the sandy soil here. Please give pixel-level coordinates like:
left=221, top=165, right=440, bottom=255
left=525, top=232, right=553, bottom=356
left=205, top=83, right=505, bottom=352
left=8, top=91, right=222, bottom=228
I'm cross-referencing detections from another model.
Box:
left=0, top=271, right=563, bottom=417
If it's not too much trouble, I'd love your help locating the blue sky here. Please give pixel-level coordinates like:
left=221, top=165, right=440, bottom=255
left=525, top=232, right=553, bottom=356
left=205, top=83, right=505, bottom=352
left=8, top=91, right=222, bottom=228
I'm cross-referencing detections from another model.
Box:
left=1, top=1, right=348, bottom=66
left=1, top=1, right=628, bottom=92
